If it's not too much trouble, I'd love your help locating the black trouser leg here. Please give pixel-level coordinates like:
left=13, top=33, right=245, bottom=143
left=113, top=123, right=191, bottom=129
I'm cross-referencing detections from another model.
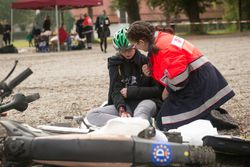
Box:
left=100, top=38, right=104, bottom=52
left=4, top=40, right=7, bottom=46
left=4, top=33, right=10, bottom=46
left=104, top=37, right=107, bottom=53
left=7, top=38, right=10, bottom=45
left=7, top=34, right=10, bottom=45
left=86, top=32, right=92, bottom=49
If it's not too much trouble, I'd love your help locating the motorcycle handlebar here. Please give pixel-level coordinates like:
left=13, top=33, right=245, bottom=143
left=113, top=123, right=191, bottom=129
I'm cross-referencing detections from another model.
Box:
left=25, top=93, right=40, bottom=103
left=0, top=93, right=40, bottom=114
left=7, top=68, right=33, bottom=90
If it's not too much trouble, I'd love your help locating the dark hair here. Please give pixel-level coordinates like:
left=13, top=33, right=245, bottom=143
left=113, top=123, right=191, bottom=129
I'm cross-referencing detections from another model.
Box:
left=126, top=21, right=159, bottom=54
left=155, top=25, right=174, bottom=34
left=102, top=10, right=106, bottom=15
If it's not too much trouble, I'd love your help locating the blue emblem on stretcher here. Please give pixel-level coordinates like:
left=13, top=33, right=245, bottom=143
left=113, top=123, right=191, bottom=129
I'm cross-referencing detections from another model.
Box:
left=152, top=143, right=172, bottom=166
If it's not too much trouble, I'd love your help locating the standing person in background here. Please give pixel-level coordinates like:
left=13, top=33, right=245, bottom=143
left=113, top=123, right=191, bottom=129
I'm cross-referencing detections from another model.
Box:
left=75, top=14, right=85, bottom=49
left=43, top=15, right=51, bottom=32
left=41, top=16, right=51, bottom=51
left=0, top=21, right=3, bottom=48
left=83, top=13, right=93, bottom=49
left=3, top=20, right=11, bottom=46
left=95, top=10, right=110, bottom=53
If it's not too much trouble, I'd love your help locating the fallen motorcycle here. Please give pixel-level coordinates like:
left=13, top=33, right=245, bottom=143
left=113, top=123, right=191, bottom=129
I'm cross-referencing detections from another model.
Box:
left=0, top=60, right=40, bottom=118
left=0, top=61, right=249, bottom=167
left=0, top=61, right=216, bottom=167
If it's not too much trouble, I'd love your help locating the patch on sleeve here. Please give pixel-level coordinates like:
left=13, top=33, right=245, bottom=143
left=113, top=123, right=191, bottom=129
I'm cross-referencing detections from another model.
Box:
left=171, top=36, right=184, bottom=48
left=152, top=143, right=172, bottom=166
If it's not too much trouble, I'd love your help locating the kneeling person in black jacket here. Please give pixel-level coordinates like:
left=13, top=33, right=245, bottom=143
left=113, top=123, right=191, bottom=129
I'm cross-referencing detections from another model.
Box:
left=85, top=28, right=163, bottom=127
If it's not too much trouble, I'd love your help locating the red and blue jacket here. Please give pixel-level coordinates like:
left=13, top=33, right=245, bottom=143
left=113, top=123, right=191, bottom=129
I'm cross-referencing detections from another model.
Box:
left=149, top=31, right=235, bottom=130
left=149, top=31, right=208, bottom=91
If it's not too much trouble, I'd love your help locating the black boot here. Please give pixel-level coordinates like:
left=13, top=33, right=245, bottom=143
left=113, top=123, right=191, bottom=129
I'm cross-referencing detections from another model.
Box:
left=209, top=108, right=239, bottom=130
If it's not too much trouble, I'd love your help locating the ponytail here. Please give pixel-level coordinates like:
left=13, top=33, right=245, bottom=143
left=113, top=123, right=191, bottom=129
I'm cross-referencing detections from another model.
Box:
left=150, top=44, right=159, bottom=54
left=155, top=25, right=174, bottom=35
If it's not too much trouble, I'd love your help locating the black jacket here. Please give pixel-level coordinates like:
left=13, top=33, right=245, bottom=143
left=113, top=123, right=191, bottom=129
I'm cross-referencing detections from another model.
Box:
left=95, top=15, right=110, bottom=38
left=0, top=23, right=3, bottom=35
left=107, top=50, right=163, bottom=112
left=43, top=19, right=51, bottom=31
left=76, top=19, right=83, bottom=33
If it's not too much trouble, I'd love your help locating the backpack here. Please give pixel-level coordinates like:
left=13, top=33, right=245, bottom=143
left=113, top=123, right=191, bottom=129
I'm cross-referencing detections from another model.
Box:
left=0, top=45, right=18, bottom=54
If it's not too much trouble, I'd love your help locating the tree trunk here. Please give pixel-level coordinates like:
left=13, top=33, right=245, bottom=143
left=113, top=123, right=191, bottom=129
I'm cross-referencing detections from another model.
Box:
left=125, top=0, right=140, bottom=23
left=241, top=0, right=250, bottom=29
left=119, top=8, right=126, bottom=23
left=184, top=0, right=203, bottom=33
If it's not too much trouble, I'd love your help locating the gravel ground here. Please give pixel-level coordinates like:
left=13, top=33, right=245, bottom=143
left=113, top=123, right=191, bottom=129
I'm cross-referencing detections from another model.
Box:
left=0, top=33, right=249, bottom=138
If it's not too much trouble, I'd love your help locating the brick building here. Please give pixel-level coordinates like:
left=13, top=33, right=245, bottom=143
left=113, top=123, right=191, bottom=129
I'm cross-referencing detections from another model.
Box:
left=71, top=0, right=224, bottom=24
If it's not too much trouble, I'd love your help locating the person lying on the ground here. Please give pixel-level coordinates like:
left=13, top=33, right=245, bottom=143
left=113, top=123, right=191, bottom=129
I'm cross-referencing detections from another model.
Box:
left=85, top=28, right=163, bottom=128
left=126, top=21, right=235, bottom=131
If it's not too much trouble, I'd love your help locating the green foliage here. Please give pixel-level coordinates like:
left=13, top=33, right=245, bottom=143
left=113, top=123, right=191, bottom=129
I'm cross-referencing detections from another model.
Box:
left=147, top=0, right=216, bottom=21
left=13, top=39, right=29, bottom=48
left=0, top=0, right=14, bottom=21
left=0, top=0, right=35, bottom=27
left=111, top=0, right=140, bottom=23
left=240, top=0, right=250, bottom=20
left=110, top=0, right=127, bottom=10
left=147, top=0, right=217, bottom=33
left=64, top=11, right=75, bottom=33
left=147, top=0, right=180, bottom=21
left=224, top=0, right=250, bottom=21
left=223, top=0, right=238, bottom=21
left=0, top=0, right=76, bottom=34
left=34, top=11, right=55, bottom=29
left=31, top=10, right=74, bottom=33
left=183, top=0, right=215, bottom=13
left=207, top=24, right=237, bottom=34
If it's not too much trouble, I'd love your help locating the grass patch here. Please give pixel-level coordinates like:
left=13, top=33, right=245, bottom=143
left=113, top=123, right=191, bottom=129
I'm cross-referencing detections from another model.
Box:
left=207, top=29, right=237, bottom=35
left=12, top=37, right=113, bottom=49
left=13, top=40, right=29, bottom=48
left=93, top=37, right=113, bottom=43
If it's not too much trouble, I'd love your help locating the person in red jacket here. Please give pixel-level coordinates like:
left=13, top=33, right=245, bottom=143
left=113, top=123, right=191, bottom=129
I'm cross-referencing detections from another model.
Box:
left=83, top=13, right=93, bottom=49
left=58, top=24, right=68, bottom=44
left=126, top=21, right=235, bottom=131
